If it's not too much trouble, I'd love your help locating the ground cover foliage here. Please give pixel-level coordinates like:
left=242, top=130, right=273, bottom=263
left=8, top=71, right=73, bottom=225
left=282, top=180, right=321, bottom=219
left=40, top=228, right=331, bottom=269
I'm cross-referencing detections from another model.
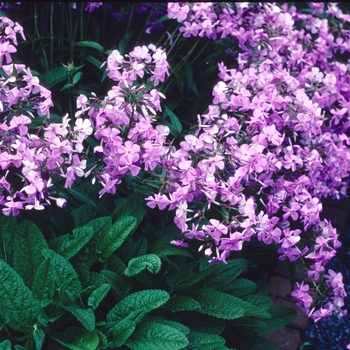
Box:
left=0, top=2, right=350, bottom=349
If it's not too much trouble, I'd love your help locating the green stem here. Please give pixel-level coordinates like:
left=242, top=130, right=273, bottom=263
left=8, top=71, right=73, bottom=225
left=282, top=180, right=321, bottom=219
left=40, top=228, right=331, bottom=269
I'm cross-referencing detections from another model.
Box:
left=50, top=3, right=54, bottom=69
left=34, top=3, right=49, bottom=71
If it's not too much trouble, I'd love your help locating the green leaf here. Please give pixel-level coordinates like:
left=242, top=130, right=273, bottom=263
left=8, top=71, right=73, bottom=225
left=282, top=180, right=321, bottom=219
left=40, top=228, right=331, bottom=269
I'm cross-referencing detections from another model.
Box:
left=187, top=331, right=226, bottom=350
left=99, top=216, right=137, bottom=261
left=88, top=283, right=111, bottom=310
left=111, top=318, right=135, bottom=347
left=149, top=319, right=190, bottom=336
left=33, top=328, right=45, bottom=350
left=84, top=55, right=102, bottom=69
left=125, top=321, right=189, bottom=350
left=73, top=72, right=82, bottom=85
left=203, top=258, right=247, bottom=289
left=111, top=192, right=147, bottom=225
left=75, top=41, right=104, bottom=51
left=125, top=254, right=161, bottom=276
left=40, top=66, right=70, bottom=89
left=164, top=295, right=201, bottom=312
left=0, top=215, right=17, bottom=265
left=254, top=306, right=297, bottom=336
left=184, top=63, right=198, bottom=97
left=195, top=288, right=245, bottom=320
left=101, top=270, right=130, bottom=298
left=0, top=260, right=40, bottom=330
left=164, top=106, right=183, bottom=136
left=71, top=202, right=98, bottom=228
left=0, top=340, right=11, bottom=350
left=32, top=256, right=55, bottom=303
left=59, top=83, right=74, bottom=92
left=221, top=278, right=257, bottom=296
left=50, top=327, right=99, bottom=350
left=106, top=289, right=169, bottom=323
left=49, top=226, right=94, bottom=260
left=65, top=306, right=95, bottom=331
left=14, top=220, right=48, bottom=288
left=126, top=236, right=148, bottom=261
left=42, top=249, right=82, bottom=305
left=68, top=188, right=98, bottom=209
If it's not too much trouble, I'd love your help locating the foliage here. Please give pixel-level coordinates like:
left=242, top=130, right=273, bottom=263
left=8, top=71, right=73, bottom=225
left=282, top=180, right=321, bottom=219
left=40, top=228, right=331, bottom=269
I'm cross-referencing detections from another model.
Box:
left=0, top=196, right=295, bottom=348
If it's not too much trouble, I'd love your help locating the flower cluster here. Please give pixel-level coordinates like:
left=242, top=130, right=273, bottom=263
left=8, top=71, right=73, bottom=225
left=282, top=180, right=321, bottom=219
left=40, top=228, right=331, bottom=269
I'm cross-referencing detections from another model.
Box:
left=75, top=45, right=170, bottom=197
left=144, top=2, right=350, bottom=321
left=0, top=16, right=89, bottom=214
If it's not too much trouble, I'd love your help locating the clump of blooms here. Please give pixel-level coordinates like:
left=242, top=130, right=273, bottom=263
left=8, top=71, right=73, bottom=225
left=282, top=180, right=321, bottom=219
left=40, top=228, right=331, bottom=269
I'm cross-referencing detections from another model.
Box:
left=0, top=17, right=88, bottom=213
left=144, top=2, right=350, bottom=321
left=75, top=44, right=171, bottom=197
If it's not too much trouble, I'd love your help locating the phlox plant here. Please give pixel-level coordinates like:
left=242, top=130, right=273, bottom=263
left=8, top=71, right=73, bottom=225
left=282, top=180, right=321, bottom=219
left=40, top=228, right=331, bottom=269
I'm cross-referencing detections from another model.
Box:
left=0, top=1, right=349, bottom=348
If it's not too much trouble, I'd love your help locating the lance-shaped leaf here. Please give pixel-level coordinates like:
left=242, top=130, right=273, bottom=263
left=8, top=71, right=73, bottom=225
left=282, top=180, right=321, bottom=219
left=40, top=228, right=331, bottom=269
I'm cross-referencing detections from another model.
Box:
left=71, top=202, right=98, bottom=230
left=99, top=216, right=137, bottom=261
left=88, top=283, right=111, bottom=310
left=33, top=328, right=45, bottom=350
left=125, top=254, right=161, bottom=276
left=14, top=220, right=48, bottom=288
left=106, top=289, right=169, bottom=323
left=32, top=255, right=55, bottom=304
left=0, top=260, right=40, bottom=330
left=49, top=327, right=99, bottom=350
left=49, top=226, right=94, bottom=260
left=221, top=278, right=256, bottom=296
left=42, top=249, right=82, bottom=305
left=111, top=318, right=136, bottom=347
left=125, top=321, right=189, bottom=350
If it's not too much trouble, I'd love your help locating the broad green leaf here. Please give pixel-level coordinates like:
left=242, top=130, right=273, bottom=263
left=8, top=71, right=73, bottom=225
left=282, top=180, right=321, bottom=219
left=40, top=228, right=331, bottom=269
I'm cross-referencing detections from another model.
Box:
left=203, top=258, right=247, bottom=289
left=49, top=226, right=94, bottom=260
left=187, top=331, right=226, bottom=350
left=111, top=318, right=135, bottom=347
left=71, top=202, right=98, bottom=228
left=33, top=328, right=45, bottom=350
left=254, top=306, right=297, bottom=336
left=50, top=327, right=99, bottom=350
left=106, top=289, right=169, bottom=323
left=32, top=256, right=55, bottom=303
left=75, top=41, right=104, bottom=51
left=0, top=340, right=11, bottom=350
left=194, top=288, right=245, bottom=320
left=65, top=306, right=95, bottom=331
left=101, top=270, right=130, bottom=298
left=41, top=66, right=70, bottom=89
left=42, top=249, right=82, bottom=305
left=105, top=254, right=127, bottom=275
left=14, top=220, right=48, bottom=288
left=0, top=260, right=40, bottom=330
left=99, top=216, right=137, bottom=261
left=221, top=278, right=257, bottom=296
left=88, top=283, right=111, bottom=310
left=164, top=295, right=201, bottom=312
left=125, top=254, right=161, bottom=276
left=149, top=319, right=190, bottom=336
left=125, top=321, right=189, bottom=350
left=0, top=215, right=17, bottom=265
left=242, top=294, right=273, bottom=313
left=111, top=192, right=147, bottom=225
